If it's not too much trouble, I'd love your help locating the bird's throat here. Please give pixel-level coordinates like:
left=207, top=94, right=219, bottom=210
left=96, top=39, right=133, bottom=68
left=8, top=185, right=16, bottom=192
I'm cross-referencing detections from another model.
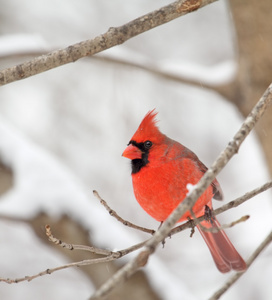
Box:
left=131, top=156, right=149, bottom=174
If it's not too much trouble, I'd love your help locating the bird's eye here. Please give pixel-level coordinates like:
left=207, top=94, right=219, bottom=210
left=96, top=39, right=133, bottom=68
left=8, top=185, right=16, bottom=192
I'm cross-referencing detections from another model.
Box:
left=144, top=140, right=152, bottom=149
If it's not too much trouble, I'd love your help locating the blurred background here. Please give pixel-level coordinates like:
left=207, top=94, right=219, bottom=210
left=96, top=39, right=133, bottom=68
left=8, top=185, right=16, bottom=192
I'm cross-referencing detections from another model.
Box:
left=0, top=0, right=271, bottom=299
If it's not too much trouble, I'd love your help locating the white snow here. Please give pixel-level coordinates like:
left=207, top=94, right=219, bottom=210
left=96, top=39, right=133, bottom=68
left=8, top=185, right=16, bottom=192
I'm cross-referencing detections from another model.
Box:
left=186, top=183, right=195, bottom=196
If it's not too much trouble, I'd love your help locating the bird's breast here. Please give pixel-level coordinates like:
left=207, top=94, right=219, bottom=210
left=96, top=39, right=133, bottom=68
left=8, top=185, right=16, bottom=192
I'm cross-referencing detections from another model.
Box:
left=131, top=158, right=213, bottom=222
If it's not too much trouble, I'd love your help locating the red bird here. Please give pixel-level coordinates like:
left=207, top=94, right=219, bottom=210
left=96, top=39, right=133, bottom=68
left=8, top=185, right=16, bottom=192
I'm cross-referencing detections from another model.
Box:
left=122, top=109, right=246, bottom=273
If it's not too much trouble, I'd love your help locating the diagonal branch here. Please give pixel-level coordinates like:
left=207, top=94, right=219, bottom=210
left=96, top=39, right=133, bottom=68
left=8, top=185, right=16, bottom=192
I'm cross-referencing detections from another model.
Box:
left=0, top=0, right=217, bottom=86
left=93, top=190, right=155, bottom=235
left=0, top=256, right=118, bottom=284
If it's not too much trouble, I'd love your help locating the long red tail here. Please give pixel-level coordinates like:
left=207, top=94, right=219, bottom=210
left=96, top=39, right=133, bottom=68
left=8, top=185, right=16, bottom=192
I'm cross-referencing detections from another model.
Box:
left=197, top=217, right=247, bottom=273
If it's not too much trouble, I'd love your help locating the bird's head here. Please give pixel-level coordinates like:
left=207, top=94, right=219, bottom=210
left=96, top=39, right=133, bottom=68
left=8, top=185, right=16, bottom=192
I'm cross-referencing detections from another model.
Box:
left=122, top=109, right=166, bottom=173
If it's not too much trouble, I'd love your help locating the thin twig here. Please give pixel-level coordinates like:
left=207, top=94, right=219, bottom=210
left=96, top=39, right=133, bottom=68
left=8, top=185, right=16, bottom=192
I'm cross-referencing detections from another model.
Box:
left=89, top=83, right=272, bottom=299
left=46, top=224, right=149, bottom=258
left=208, top=231, right=272, bottom=300
left=201, top=215, right=250, bottom=233
left=45, top=224, right=115, bottom=256
left=93, top=190, right=155, bottom=235
left=213, top=179, right=272, bottom=216
left=0, top=256, right=118, bottom=284
left=216, top=215, right=250, bottom=229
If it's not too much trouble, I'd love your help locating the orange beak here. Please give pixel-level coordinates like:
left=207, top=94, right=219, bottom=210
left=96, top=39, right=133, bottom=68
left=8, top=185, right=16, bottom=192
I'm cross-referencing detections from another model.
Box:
left=122, top=144, right=142, bottom=160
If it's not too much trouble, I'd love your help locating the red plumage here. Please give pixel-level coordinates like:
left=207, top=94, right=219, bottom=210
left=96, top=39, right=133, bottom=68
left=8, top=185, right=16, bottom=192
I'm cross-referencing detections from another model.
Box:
left=122, top=109, right=246, bottom=273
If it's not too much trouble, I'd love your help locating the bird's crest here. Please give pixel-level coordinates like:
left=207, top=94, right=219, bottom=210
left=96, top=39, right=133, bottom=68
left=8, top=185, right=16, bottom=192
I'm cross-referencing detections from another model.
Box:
left=131, top=109, right=164, bottom=143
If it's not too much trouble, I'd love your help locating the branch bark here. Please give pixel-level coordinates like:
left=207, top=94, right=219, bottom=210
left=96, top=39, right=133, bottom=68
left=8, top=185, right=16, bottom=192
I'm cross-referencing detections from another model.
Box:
left=0, top=0, right=217, bottom=86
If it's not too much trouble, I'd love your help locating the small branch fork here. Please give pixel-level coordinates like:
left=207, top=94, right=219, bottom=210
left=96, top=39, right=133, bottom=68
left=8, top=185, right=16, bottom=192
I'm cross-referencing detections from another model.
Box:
left=93, top=190, right=155, bottom=235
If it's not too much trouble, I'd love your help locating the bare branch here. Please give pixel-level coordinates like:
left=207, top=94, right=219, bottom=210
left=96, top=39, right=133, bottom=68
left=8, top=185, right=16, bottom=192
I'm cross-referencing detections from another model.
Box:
left=89, top=83, right=272, bottom=299
left=0, top=0, right=217, bottom=86
left=0, top=256, right=118, bottom=284
left=45, top=224, right=115, bottom=256
left=199, top=215, right=250, bottom=233
left=46, top=224, right=150, bottom=258
left=208, top=231, right=272, bottom=300
left=93, top=190, right=155, bottom=235
left=213, top=179, right=272, bottom=216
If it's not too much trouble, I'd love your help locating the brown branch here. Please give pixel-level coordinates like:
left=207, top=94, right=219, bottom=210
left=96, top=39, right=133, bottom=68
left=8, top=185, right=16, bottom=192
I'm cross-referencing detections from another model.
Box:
left=0, top=256, right=118, bottom=284
left=45, top=224, right=148, bottom=257
left=208, top=230, right=272, bottom=300
left=45, top=224, right=115, bottom=256
left=93, top=190, right=155, bottom=235
left=0, top=0, right=217, bottom=87
left=89, top=83, right=272, bottom=300
left=213, top=180, right=272, bottom=216
left=200, top=215, right=250, bottom=233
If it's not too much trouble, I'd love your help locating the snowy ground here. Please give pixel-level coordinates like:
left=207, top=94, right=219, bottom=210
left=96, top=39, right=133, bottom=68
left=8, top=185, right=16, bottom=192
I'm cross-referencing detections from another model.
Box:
left=0, top=1, right=271, bottom=299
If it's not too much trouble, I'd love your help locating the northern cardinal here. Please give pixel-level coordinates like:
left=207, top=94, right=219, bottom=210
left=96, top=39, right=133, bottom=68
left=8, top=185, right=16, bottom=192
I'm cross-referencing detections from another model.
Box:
left=122, top=109, right=246, bottom=273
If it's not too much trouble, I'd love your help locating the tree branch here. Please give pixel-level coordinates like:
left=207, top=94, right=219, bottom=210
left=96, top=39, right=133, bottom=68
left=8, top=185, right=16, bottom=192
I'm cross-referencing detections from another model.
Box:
left=0, top=256, right=118, bottom=284
left=0, top=0, right=217, bottom=86
left=93, top=190, right=156, bottom=235
left=45, top=224, right=116, bottom=256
